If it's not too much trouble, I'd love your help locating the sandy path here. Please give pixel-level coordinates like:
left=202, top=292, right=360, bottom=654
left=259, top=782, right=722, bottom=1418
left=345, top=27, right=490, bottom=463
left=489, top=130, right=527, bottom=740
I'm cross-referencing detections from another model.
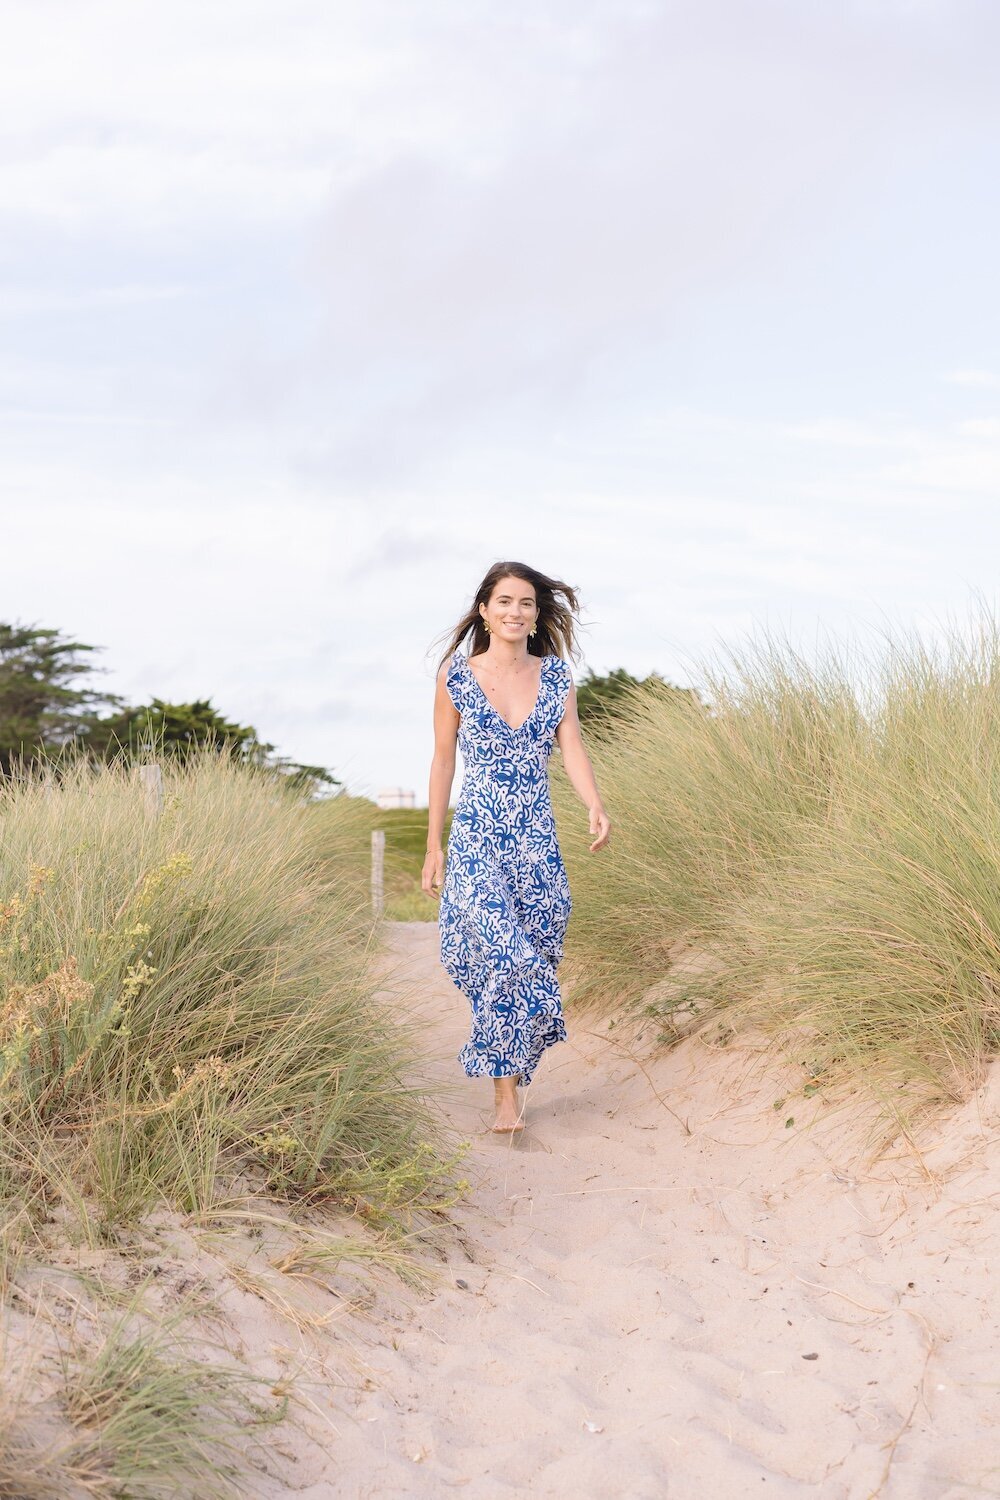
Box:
left=280, top=921, right=999, bottom=1500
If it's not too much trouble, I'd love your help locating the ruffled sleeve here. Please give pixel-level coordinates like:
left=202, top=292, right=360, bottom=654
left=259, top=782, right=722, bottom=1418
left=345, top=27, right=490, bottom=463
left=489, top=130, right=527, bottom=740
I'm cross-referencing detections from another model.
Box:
left=553, top=656, right=572, bottom=721
left=445, top=652, right=465, bottom=714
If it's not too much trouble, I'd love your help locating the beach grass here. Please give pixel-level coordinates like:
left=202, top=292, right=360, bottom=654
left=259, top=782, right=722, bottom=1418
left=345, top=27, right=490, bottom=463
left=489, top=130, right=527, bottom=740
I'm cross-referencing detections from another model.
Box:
left=0, top=753, right=463, bottom=1493
left=552, top=608, right=1000, bottom=1131
left=0, top=1277, right=276, bottom=1500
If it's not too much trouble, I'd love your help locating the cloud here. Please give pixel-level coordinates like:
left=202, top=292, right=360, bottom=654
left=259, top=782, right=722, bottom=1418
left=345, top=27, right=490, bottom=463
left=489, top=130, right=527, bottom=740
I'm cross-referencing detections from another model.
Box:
left=344, top=526, right=465, bottom=580
left=272, top=1, right=1000, bottom=484
left=0, top=284, right=190, bottom=316
left=945, top=369, right=999, bottom=388
left=0, top=0, right=402, bottom=230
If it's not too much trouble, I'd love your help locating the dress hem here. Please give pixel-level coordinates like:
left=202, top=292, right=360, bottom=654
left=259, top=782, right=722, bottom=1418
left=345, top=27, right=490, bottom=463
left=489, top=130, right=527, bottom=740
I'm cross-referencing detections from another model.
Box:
left=458, top=1020, right=568, bottom=1087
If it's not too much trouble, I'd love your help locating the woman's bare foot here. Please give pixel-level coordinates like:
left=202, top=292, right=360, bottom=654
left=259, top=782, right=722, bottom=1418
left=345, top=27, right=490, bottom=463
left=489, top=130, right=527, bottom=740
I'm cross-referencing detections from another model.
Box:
left=492, top=1074, right=524, bottom=1132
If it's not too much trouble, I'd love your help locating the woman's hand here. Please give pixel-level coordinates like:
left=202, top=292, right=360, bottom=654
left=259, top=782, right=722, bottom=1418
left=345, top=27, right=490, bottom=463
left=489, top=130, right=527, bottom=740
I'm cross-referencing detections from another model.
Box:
left=422, top=848, right=445, bottom=898
left=588, top=805, right=611, bottom=852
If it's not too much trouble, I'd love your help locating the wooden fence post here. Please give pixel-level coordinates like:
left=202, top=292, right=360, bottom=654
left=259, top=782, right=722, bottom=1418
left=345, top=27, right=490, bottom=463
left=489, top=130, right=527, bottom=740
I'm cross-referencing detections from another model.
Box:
left=139, top=763, right=164, bottom=818
left=371, top=828, right=385, bottom=916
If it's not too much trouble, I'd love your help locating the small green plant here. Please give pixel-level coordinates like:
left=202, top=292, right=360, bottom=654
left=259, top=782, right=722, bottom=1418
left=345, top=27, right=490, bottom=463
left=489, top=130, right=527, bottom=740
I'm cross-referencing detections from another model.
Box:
left=0, top=1277, right=283, bottom=1500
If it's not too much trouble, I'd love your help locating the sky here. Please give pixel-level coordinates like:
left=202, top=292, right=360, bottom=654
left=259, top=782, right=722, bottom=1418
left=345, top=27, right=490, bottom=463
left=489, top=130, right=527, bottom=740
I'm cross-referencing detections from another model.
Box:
left=2, top=0, right=999, bottom=801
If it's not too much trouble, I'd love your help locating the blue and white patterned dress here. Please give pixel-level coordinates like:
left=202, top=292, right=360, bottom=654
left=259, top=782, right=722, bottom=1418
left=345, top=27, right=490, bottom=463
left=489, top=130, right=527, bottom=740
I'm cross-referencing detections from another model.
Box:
left=439, top=650, right=573, bottom=1086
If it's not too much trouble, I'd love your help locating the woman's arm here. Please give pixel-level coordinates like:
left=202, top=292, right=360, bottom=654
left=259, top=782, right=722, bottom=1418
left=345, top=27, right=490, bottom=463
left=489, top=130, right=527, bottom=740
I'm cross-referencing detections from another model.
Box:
left=422, top=662, right=459, bottom=897
left=554, top=681, right=612, bottom=852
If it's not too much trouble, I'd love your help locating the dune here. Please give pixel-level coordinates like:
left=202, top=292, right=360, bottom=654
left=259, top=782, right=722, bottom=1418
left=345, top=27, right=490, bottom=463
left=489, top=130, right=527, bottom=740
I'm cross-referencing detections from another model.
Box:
left=7, top=919, right=996, bottom=1498
left=265, top=920, right=998, bottom=1499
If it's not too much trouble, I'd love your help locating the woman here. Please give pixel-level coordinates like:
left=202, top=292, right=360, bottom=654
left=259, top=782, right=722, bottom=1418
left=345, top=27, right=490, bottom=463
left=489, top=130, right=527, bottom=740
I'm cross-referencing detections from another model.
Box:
left=422, top=561, right=611, bottom=1134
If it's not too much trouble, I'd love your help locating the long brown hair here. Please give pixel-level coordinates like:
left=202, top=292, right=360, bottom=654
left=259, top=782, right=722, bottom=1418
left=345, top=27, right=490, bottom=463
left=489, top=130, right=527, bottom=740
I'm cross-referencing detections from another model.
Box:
left=433, top=560, right=583, bottom=672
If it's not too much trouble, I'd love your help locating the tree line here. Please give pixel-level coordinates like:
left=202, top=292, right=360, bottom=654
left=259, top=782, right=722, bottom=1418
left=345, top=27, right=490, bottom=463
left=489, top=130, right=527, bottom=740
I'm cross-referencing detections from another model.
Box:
left=574, top=662, right=703, bottom=734
left=0, top=622, right=338, bottom=794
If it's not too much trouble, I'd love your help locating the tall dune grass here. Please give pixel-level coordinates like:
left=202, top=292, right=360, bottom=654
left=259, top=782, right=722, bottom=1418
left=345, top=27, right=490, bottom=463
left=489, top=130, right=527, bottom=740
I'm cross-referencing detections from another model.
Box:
left=0, top=755, right=463, bottom=1494
left=553, top=610, right=1000, bottom=1128
left=0, top=1278, right=273, bottom=1500
left=0, top=755, right=455, bottom=1235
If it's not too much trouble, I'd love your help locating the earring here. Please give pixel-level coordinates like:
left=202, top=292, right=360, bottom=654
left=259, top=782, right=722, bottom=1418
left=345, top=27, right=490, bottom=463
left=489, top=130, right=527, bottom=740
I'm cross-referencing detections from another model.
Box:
left=529, top=625, right=537, bottom=637
left=483, top=619, right=491, bottom=634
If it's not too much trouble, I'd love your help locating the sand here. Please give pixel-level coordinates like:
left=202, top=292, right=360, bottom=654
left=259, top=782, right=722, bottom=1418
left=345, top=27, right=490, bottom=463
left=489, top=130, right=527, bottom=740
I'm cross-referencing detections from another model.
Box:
left=6, top=919, right=998, bottom=1498
left=275, top=920, right=999, bottom=1500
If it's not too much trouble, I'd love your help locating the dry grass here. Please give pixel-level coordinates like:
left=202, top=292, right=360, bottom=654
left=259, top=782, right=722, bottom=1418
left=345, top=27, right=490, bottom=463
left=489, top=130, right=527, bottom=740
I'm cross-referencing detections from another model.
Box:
left=554, top=606, right=1000, bottom=1131
left=0, top=753, right=466, bottom=1494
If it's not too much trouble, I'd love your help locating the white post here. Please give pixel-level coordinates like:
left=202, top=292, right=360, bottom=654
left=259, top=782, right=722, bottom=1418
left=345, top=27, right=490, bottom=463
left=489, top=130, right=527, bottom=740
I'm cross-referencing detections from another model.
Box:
left=371, top=828, right=385, bottom=916
left=139, top=763, right=164, bottom=818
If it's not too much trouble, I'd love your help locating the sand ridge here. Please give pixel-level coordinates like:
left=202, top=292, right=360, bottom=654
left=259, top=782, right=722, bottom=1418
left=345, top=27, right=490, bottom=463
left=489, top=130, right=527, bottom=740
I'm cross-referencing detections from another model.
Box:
left=260, top=919, right=996, bottom=1500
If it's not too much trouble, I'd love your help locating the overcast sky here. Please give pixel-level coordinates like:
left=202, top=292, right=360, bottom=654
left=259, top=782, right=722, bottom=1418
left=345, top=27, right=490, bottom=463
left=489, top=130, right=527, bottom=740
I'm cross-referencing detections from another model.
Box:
left=2, top=0, right=999, bottom=800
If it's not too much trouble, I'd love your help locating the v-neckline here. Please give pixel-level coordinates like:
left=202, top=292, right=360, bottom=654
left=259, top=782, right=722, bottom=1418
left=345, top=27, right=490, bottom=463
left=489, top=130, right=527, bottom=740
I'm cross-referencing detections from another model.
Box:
left=461, top=651, right=548, bottom=734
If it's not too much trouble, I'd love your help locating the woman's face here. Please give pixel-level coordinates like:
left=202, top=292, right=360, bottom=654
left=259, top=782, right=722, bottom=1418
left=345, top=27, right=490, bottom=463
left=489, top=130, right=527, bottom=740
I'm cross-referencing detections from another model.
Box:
left=480, top=576, right=538, bottom=641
